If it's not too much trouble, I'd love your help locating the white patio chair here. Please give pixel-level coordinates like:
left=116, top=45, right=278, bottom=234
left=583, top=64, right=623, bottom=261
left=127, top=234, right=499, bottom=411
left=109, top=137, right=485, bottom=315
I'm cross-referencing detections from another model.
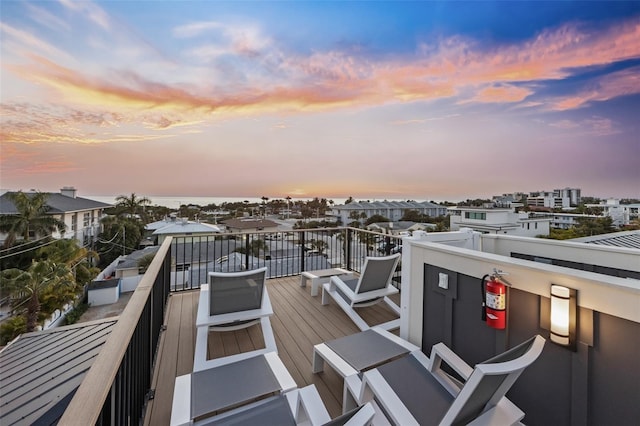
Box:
left=171, top=351, right=376, bottom=426
left=321, top=254, right=401, bottom=331
left=194, top=267, right=277, bottom=371
left=346, top=335, right=546, bottom=425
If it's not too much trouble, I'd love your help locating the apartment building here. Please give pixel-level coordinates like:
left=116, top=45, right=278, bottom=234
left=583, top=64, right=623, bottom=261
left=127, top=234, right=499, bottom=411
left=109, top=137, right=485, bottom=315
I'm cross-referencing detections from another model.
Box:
left=0, top=187, right=111, bottom=246
left=449, top=206, right=550, bottom=236
left=331, top=200, right=447, bottom=225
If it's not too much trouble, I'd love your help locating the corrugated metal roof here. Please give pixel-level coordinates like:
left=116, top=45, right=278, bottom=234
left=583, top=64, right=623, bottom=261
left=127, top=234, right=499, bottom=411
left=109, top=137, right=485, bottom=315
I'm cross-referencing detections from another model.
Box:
left=0, top=318, right=116, bottom=425
left=571, top=230, right=640, bottom=250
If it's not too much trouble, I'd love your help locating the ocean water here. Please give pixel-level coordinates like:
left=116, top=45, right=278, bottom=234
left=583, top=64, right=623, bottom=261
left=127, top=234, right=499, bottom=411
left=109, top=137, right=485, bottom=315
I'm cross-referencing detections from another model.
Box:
left=87, top=195, right=352, bottom=209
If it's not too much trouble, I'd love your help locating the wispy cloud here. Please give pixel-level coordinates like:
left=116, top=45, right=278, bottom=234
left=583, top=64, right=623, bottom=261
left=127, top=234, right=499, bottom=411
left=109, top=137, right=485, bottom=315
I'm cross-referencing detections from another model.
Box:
left=59, top=0, right=111, bottom=30
left=551, top=66, right=640, bottom=110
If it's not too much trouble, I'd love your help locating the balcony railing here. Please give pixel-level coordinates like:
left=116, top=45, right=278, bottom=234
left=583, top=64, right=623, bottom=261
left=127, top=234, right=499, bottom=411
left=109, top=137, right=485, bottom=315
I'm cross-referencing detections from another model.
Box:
left=170, top=227, right=403, bottom=290
left=58, top=227, right=402, bottom=425
left=59, top=237, right=172, bottom=425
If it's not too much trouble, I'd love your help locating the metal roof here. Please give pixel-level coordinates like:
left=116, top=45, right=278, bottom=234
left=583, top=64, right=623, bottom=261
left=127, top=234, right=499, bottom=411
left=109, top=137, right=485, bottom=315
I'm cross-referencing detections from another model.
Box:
left=571, top=230, right=640, bottom=250
left=0, top=192, right=111, bottom=215
left=0, top=318, right=116, bottom=425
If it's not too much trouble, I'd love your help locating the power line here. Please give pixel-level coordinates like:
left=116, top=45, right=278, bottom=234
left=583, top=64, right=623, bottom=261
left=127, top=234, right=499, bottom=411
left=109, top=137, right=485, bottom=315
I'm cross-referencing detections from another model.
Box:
left=0, top=235, right=51, bottom=253
left=0, top=239, right=59, bottom=260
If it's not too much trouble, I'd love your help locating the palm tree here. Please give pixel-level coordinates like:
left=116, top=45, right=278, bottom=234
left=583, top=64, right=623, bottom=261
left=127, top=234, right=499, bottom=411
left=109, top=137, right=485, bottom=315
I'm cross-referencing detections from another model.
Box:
left=36, top=239, right=99, bottom=286
left=0, top=191, right=66, bottom=247
left=286, top=196, right=292, bottom=219
left=114, top=193, right=151, bottom=220
left=261, top=196, right=269, bottom=218
left=1, top=260, right=76, bottom=332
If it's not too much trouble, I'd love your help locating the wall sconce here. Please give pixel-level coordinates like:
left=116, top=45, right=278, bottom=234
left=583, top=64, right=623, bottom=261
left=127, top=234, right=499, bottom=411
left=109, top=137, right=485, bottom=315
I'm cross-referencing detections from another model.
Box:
left=550, top=284, right=577, bottom=351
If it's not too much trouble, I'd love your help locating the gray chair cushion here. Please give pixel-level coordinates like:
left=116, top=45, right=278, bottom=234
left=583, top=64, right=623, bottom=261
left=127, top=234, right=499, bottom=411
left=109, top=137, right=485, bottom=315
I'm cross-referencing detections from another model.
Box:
left=200, top=395, right=295, bottom=426
left=191, top=355, right=280, bottom=421
left=376, top=355, right=453, bottom=426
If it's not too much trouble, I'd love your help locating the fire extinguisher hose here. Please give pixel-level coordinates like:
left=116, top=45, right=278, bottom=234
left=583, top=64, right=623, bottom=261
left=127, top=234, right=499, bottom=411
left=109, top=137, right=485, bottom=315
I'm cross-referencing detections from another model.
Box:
left=480, top=274, right=491, bottom=321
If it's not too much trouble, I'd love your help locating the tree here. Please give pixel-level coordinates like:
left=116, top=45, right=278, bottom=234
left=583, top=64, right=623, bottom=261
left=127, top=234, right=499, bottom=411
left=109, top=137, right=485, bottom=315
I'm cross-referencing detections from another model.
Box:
left=35, top=239, right=99, bottom=286
left=114, top=193, right=151, bottom=220
left=97, top=216, right=143, bottom=267
left=0, top=191, right=66, bottom=247
left=365, top=214, right=390, bottom=226
left=1, top=260, right=76, bottom=332
left=400, top=209, right=423, bottom=222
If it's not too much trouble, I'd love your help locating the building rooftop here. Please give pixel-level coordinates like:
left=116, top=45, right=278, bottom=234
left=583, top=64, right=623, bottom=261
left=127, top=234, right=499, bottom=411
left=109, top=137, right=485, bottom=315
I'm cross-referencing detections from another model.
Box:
left=571, top=230, right=640, bottom=249
left=0, top=191, right=111, bottom=215
left=0, top=319, right=117, bottom=424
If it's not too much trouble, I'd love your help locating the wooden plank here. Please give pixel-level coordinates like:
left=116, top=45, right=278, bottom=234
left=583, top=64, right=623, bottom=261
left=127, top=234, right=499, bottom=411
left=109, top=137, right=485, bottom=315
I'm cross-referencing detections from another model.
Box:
left=144, top=275, right=405, bottom=424
left=177, top=291, right=196, bottom=375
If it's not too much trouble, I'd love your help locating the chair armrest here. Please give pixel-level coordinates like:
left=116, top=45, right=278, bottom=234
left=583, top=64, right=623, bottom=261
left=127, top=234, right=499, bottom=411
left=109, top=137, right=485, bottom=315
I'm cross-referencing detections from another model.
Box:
left=294, top=385, right=332, bottom=425
left=330, top=275, right=356, bottom=297
left=429, top=342, right=473, bottom=380
left=361, top=369, right=419, bottom=426
left=170, top=374, right=191, bottom=426
left=467, top=397, right=525, bottom=426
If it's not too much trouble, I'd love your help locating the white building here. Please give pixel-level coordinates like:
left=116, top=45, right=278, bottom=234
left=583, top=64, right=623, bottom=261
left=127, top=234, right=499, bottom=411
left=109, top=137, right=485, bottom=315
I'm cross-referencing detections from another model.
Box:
left=588, top=199, right=640, bottom=227
left=449, top=206, right=550, bottom=236
left=331, top=201, right=447, bottom=225
left=530, top=211, right=602, bottom=230
left=149, top=216, right=221, bottom=244
left=0, top=187, right=111, bottom=246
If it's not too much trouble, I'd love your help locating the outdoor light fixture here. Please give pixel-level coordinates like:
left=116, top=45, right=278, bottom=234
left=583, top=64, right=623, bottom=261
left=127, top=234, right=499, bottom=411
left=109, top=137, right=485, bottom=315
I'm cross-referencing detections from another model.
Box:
left=550, top=284, right=577, bottom=351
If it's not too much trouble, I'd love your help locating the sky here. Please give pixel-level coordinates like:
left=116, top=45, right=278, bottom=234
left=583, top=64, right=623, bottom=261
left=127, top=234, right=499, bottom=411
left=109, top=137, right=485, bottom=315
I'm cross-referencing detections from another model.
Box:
left=1, top=1, right=639, bottom=202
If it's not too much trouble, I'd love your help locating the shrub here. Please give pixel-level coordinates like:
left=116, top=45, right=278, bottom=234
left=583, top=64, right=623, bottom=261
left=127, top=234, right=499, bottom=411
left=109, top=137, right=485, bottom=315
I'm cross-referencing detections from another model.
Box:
left=0, top=316, right=26, bottom=346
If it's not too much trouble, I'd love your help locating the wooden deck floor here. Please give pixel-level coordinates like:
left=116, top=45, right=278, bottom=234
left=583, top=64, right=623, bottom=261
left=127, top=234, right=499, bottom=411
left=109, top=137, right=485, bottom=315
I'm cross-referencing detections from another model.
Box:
left=144, top=275, right=400, bottom=425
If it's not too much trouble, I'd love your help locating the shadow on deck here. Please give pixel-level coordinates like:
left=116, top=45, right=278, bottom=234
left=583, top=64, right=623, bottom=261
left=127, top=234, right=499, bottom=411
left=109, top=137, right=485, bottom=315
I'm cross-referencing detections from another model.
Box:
left=144, top=275, right=400, bottom=425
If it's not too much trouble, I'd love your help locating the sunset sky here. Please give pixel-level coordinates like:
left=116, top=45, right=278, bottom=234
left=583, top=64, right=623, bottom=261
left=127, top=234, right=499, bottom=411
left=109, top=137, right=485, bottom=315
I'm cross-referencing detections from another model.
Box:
left=1, top=1, right=639, bottom=201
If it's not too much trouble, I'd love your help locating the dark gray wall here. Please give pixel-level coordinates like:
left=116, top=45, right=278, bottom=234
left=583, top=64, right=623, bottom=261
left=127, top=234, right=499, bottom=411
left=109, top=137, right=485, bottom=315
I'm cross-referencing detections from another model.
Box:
left=422, top=264, right=640, bottom=426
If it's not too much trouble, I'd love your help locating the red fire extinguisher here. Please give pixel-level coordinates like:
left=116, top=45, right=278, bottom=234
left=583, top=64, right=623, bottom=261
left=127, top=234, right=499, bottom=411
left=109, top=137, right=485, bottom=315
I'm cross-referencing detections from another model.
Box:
left=481, top=275, right=506, bottom=329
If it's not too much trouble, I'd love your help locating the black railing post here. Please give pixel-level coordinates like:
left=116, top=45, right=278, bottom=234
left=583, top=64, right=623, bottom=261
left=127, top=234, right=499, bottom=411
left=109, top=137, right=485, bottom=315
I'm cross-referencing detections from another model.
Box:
left=346, top=228, right=352, bottom=271
left=244, top=234, right=250, bottom=270
left=300, top=231, right=306, bottom=273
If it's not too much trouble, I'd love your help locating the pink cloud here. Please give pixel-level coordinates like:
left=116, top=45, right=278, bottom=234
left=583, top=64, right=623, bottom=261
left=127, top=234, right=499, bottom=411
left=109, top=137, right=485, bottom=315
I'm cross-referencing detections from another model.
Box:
left=551, top=66, right=640, bottom=110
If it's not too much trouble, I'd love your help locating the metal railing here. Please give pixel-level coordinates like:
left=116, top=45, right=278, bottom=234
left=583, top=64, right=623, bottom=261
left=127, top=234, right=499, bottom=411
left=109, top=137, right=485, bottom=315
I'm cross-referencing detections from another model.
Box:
left=59, top=237, right=172, bottom=425
left=58, top=227, right=402, bottom=424
left=170, top=227, right=403, bottom=290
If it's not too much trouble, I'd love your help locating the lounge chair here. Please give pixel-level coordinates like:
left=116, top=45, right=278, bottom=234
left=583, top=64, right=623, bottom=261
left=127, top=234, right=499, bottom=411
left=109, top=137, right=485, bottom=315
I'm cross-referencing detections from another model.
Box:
left=345, top=335, right=546, bottom=425
left=194, top=267, right=277, bottom=371
left=321, top=254, right=401, bottom=331
left=171, top=351, right=376, bottom=425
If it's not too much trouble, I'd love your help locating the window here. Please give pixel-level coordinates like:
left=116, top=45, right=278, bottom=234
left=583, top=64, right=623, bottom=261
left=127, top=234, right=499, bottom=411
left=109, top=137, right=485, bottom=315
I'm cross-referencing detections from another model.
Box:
left=464, top=212, right=486, bottom=220
left=83, top=212, right=91, bottom=227
left=175, top=264, right=190, bottom=272
left=72, top=213, right=78, bottom=232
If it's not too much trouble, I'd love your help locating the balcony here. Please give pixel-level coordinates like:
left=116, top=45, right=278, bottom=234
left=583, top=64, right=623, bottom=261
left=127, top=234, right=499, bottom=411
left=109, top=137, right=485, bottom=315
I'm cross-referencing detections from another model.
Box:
left=28, top=228, right=640, bottom=425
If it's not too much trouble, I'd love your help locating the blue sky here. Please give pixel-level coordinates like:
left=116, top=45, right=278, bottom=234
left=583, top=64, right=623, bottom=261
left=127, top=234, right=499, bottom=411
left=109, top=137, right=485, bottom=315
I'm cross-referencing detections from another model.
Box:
left=1, top=1, right=639, bottom=200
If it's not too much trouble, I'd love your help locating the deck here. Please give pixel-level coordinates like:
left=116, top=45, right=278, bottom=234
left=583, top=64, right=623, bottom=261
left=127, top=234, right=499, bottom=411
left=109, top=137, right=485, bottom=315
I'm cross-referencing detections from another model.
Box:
left=143, top=275, right=400, bottom=425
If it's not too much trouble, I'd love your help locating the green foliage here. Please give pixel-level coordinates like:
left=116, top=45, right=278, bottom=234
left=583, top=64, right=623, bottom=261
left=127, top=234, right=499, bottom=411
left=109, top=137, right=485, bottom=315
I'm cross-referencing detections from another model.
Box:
left=0, top=316, right=26, bottom=346
left=98, top=216, right=144, bottom=268
left=137, top=253, right=156, bottom=273
left=0, top=191, right=66, bottom=247
left=1, top=260, right=76, bottom=332
left=543, top=217, right=616, bottom=240
left=113, top=193, right=151, bottom=220
left=365, top=214, right=390, bottom=225
left=63, top=302, right=89, bottom=325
